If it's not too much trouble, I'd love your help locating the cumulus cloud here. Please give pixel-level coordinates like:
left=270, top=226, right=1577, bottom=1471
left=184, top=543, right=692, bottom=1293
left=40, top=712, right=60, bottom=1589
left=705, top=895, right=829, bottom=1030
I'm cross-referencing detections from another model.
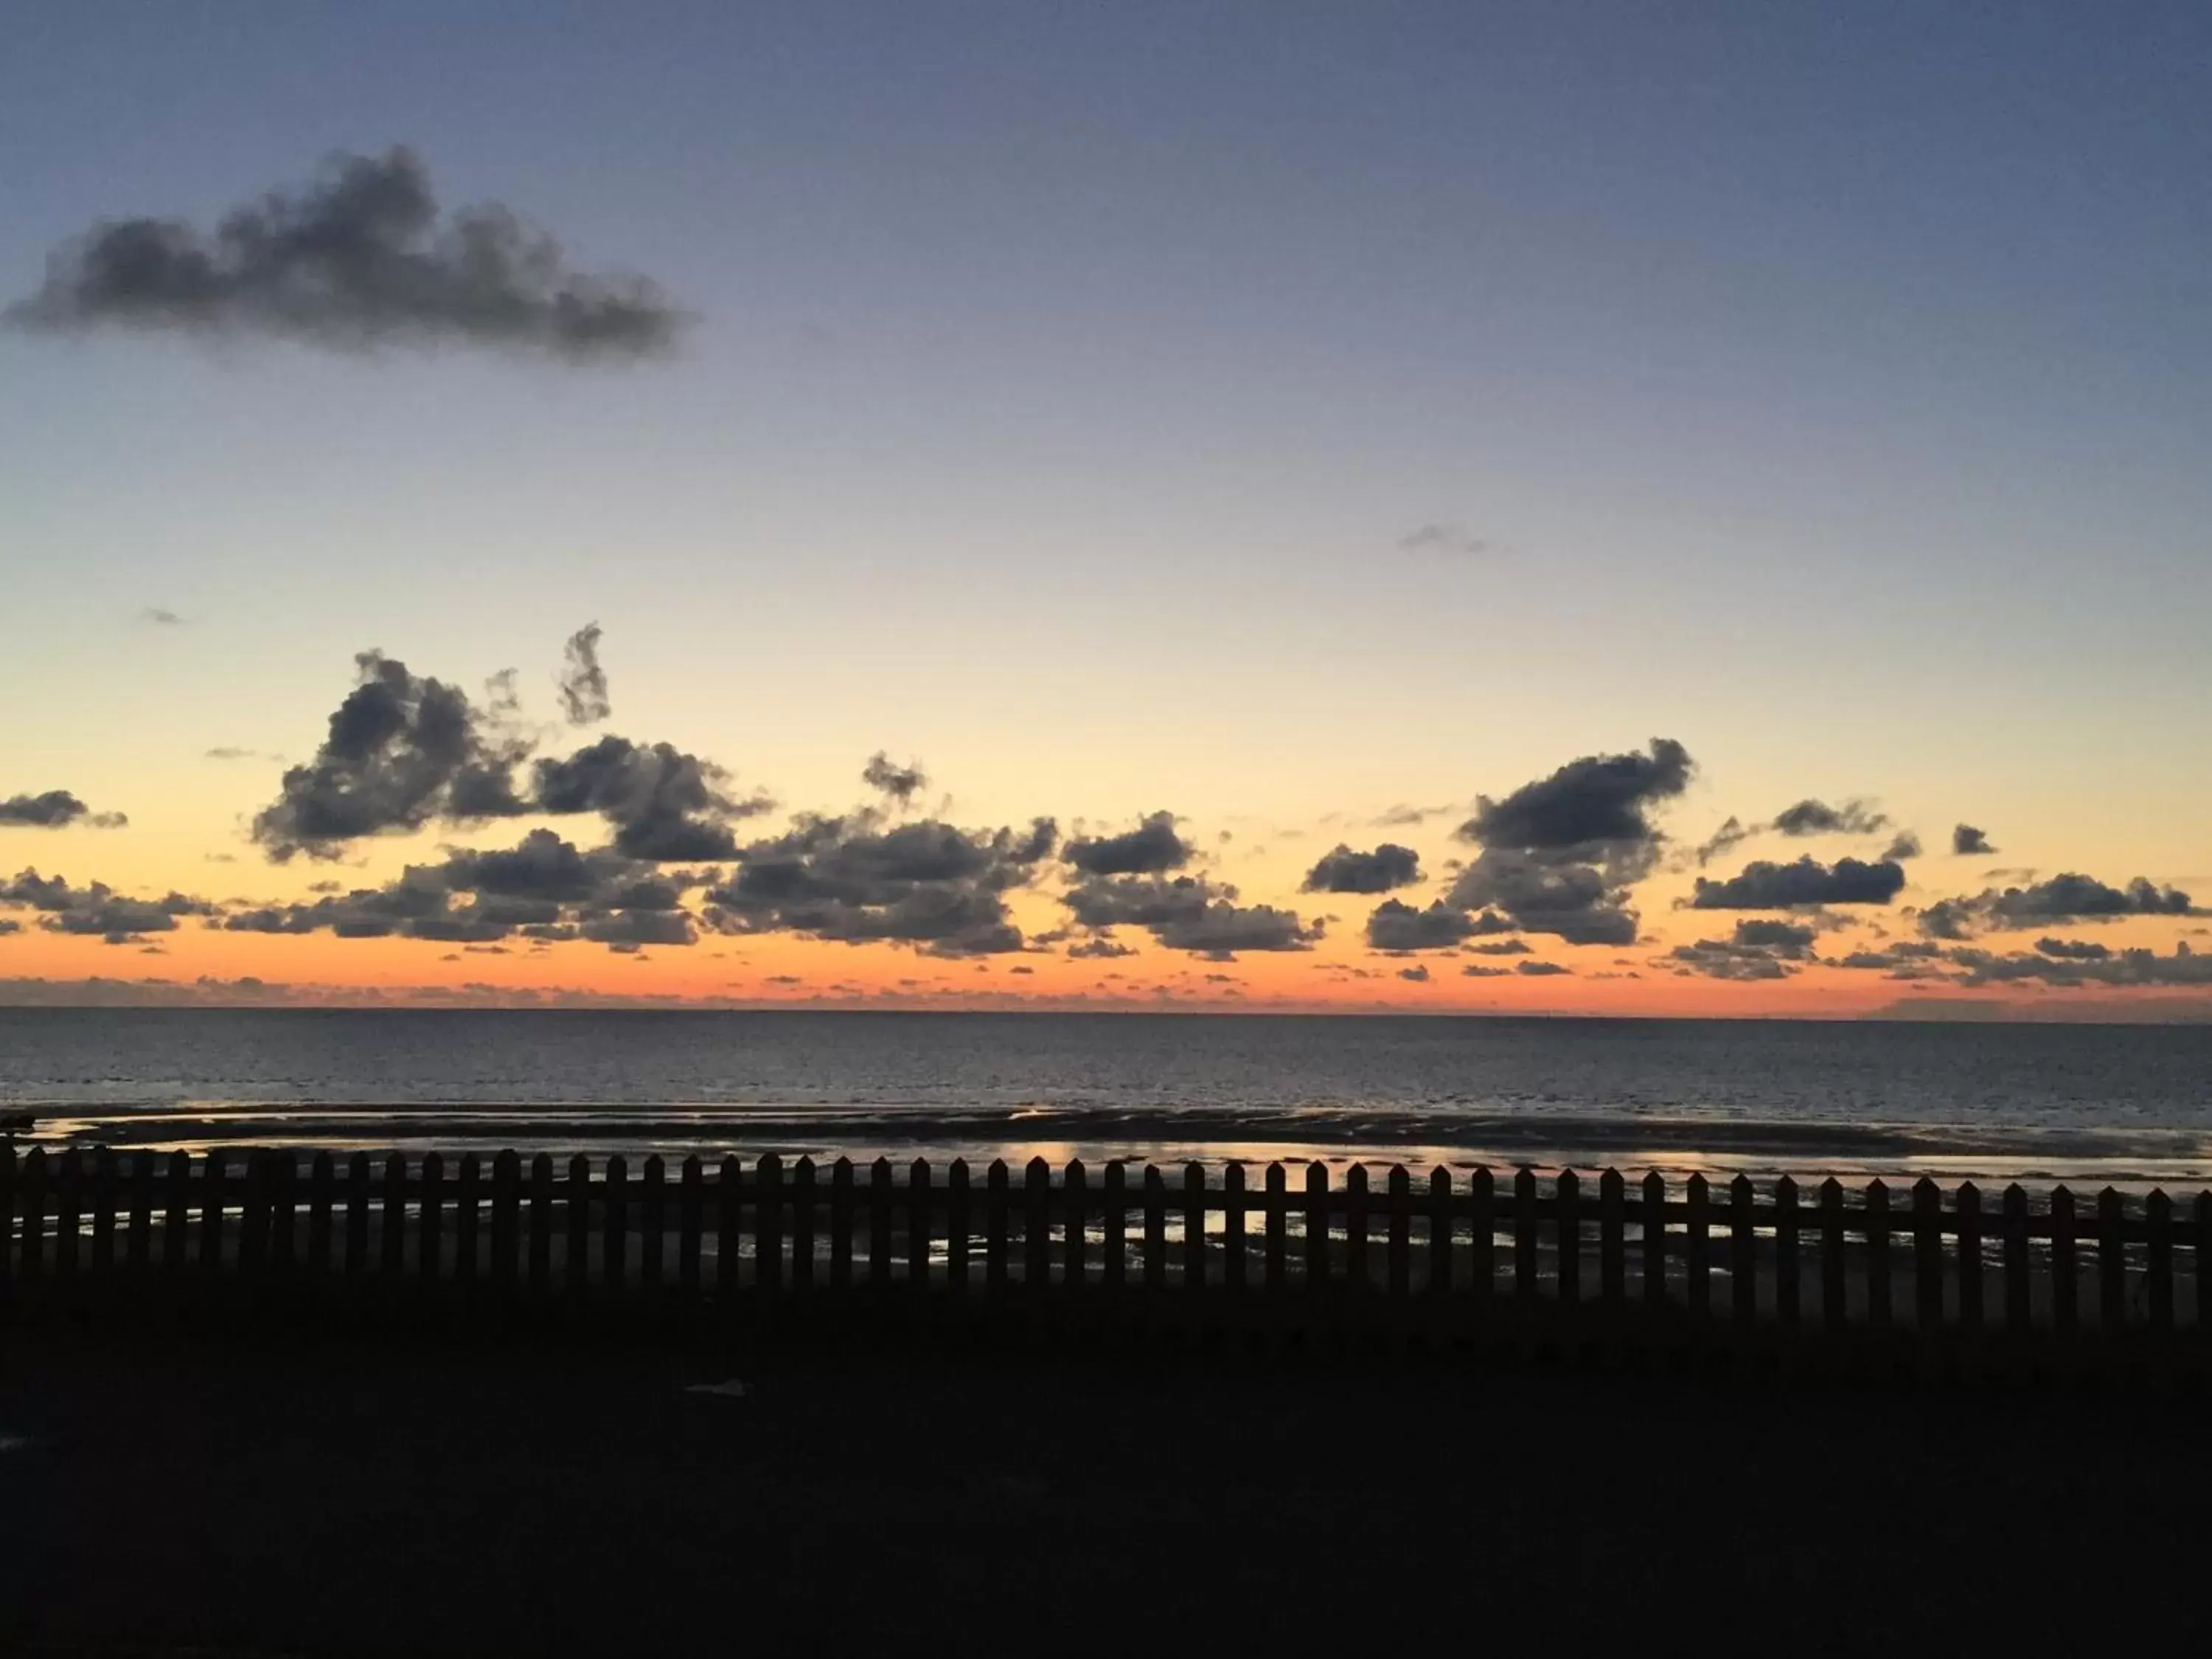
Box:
left=1449, top=738, right=1691, bottom=945
left=1364, top=898, right=1514, bottom=953
left=1952, top=824, right=1997, bottom=856
left=1467, top=938, right=1532, bottom=956
left=532, top=734, right=769, bottom=860
left=1690, top=856, right=1907, bottom=909
left=2035, top=936, right=2111, bottom=961
left=1516, top=959, right=1571, bottom=977
left=1883, top=830, right=1923, bottom=861
left=1, top=869, right=213, bottom=944
left=861, top=752, right=929, bottom=804
left=254, top=652, right=532, bottom=859
left=1301, top=842, right=1422, bottom=894
left=9, top=147, right=683, bottom=361
left=1916, top=872, right=2199, bottom=938
left=1397, top=965, right=1430, bottom=983
left=1947, top=942, right=2212, bottom=989
left=1150, top=902, right=1321, bottom=959
left=556, top=622, right=611, bottom=726
left=0, top=790, right=127, bottom=830
left=707, top=810, right=1058, bottom=957
left=1062, top=811, right=1192, bottom=877
left=1730, top=918, right=1819, bottom=956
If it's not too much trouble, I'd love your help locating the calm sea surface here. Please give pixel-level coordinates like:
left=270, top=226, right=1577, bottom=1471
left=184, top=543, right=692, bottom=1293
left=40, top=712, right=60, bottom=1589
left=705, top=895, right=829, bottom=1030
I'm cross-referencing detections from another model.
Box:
left=3, top=1009, right=2208, bottom=1187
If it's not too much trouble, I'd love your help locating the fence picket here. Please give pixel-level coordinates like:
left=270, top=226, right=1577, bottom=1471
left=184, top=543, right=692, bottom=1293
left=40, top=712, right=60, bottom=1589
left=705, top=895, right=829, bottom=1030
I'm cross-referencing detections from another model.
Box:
left=1181, top=1164, right=1206, bottom=1293
left=527, top=1154, right=553, bottom=1292
left=1144, top=1166, right=1168, bottom=1291
left=871, top=1158, right=895, bottom=1289
left=203, top=1150, right=229, bottom=1278
left=1820, top=1178, right=1845, bottom=1331
left=790, top=1158, right=815, bottom=1290
left=307, top=1152, right=333, bottom=1281
left=1102, top=1161, right=1124, bottom=1292
left=720, top=1155, right=745, bottom=1298
left=19, top=1150, right=46, bottom=1282
left=563, top=1155, right=588, bottom=1297
left=1557, top=1170, right=1580, bottom=1310
left=602, top=1155, right=627, bottom=1290
left=128, top=1150, right=155, bottom=1276
left=1303, top=1164, right=1327, bottom=1293
left=1513, top=1168, right=1537, bottom=1301
left=56, top=1148, right=83, bottom=1281
left=1641, top=1172, right=1665, bottom=1312
left=382, top=1153, right=408, bottom=1279
left=0, top=1146, right=13, bottom=1286
left=985, top=1161, right=1008, bottom=1295
left=1064, top=1161, right=1086, bottom=1292
left=2098, top=1188, right=2126, bottom=1334
left=420, top=1152, right=444, bottom=1284
left=91, top=1147, right=118, bottom=1278
left=1774, top=1178, right=1799, bottom=1329
left=1729, top=1175, right=1754, bottom=1326
left=1224, top=1163, right=1246, bottom=1293
left=1685, top=1175, right=1710, bottom=1320
left=488, top=1151, right=518, bottom=1293
left=1346, top=1165, right=1369, bottom=1294
left=677, top=1155, right=702, bottom=1296
left=1955, top=1183, right=1981, bottom=1333
left=911, top=1158, right=933, bottom=1293
left=2146, top=1191, right=2172, bottom=1332
left=638, top=1155, right=663, bottom=1291
left=1865, top=1181, right=1891, bottom=1330
left=2049, top=1186, right=2076, bottom=1334
left=1913, top=1178, right=1942, bottom=1332
left=1599, top=1169, right=1623, bottom=1305
left=947, top=1159, right=971, bottom=1293
left=1431, top=1167, right=1455, bottom=1298
left=169, top=1151, right=197, bottom=1273
left=269, top=1150, right=296, bottom=1279
left=2002, top=1183, right=2029, bottom=1333
left=755, top=1155, right=782, bottom=1293
left=1470, top=1169, right=1494, bottom=1308
left=1387, top=1166, right=1411, bottom=1301
left=830, top=1158, right=857, bottom=1290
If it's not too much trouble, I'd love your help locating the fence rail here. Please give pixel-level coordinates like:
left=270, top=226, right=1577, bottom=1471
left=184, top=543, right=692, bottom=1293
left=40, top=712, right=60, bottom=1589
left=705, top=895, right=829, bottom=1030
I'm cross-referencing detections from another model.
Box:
left=3, top=1147, right=2209, bottom=1348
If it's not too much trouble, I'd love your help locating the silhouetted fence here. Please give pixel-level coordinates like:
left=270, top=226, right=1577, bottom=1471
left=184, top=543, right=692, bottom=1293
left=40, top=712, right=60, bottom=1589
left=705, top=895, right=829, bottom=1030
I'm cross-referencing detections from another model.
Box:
left=3, top=1147, right=2208, bottom=1350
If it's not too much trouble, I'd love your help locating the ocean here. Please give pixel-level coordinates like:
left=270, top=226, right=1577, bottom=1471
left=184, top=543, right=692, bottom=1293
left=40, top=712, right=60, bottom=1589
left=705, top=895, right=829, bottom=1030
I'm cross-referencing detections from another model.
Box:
left=3, top=1008, right=2208, bottom=1190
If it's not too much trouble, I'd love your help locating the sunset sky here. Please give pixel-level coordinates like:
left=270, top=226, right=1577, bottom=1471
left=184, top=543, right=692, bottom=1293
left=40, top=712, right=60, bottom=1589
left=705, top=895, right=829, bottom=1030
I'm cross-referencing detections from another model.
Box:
left=4, top=4, right=2209, bottom=1018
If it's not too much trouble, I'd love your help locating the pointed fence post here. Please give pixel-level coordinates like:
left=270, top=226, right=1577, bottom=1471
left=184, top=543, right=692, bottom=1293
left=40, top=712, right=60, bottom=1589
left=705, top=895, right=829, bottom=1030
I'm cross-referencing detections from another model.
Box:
left=830, top=1158, right=856, bottom=1290
left=344, top=1153, right=372, bottom=1280
left=91, top=1147, right=118, bottom=1280
left=2146, top=1190, right=2172, bottom=1332
left=1729, top=1175, right=1755, bottom=1326
left=1265, top=1164, right=1287, bottom=1294
left=2049, top=1186, right=2077, bottom=1335
left=790, top=1157, right=816, bottom=1291
left=1820, top=1178, right=1846, bottom=1330
left=381, top=1152, right=408, bottom=1281
left=128, top=1150, right=156, bottom=1276
left=871, top=1158, right=896, bottom=1290
left=1513, top=1167, right=1537, bottom=1302
left=1222, top=1163, right=1245, bottom=1292
left=637, top=1155, right=663, bottom=1292
left=1430, top=1166, right=1455, bottom=1298
left=1143, top=1164, right=1168, bottom=1292
left=1864, top=1180, right=1891, bottom=1330
left=1599, top=1169, right=1624, bottom=1306
left=55, top=1148, right=83, bottom=1283
left=717, top=1155, right=744, bottom=1301
left=169, top=1151, right=198, bottom=1275
left=420, top=1152, right=444, bottom=1287
left=909, top=1158, right=933, bottom=1294
left=1022, top=1158, right=1048, bottom=1294
left=2098, top=1187, right=2126, bottom=1334
left=1773, top=1177, right=1799, bottom=1329
left=947, top=1159, right=971, bottom=1293
left=984, top=1160, right=1008, bottom=1295
left=1684, top=1175, right=1710, bottom=1321
left=1100, top=1161, right=1124, bottom=1292
left=1557, top=1170, right=1581, bottom=1310
left=2001, top=1183, right=2030, bottom=1333
left=1955, top=1183, right=1982, bottom=1334
left=1913, top=1178, right=1943, bottom=1332
left=600, top=1154, right=625, bottom=1291
left=490, top=1151, right=519, bottom=1293
left=203, top=1149, right=229, bottom=1279
left=451, top=1154, right=476, bottom=1289
left=18, top=1150, right=46, bottom=1284
left=1303, top=1163, right=1328, bottom=1293
left=526, top=1154, right=552, bottom=1292
left=1387, top=1166, right=1411, bottom=1300
left=1182, top=1163, right=1206, bottom=1293
left=563, top=1155, right=589, bottom=1298
left=754, top=1154, right=782, bottom=1294
left=1063, top=1161, right=1086, bottom=1293
left=1642, top=1172, right=1667, bottom=1312
left=676, top=1155, right=702, bottom=1296
left=1346, top=1165, right=1370, bottom=1294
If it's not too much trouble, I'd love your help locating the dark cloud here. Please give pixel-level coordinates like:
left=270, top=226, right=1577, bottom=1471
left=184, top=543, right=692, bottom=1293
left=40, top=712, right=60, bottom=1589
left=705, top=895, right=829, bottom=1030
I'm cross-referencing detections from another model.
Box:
left=1829, top=943, right=1945, bottom=973
left=1447, top=851, right=1640, bottom=945
left=1451, top=739, right=1691, bottom=945
left=1669, top=939, right=1792, bottom=981
left=1772, top=798, right=1890, bottom=838
left=1301, top=842, right=1422, bottom=894
left=1062, top=811, right=1192, bottom=877
left=556, top=623, right=611, bottom=726
left=1882, top=830, right=1923, bottom=861
left=1397, top=523, right=1489, bottom=556
left=1365, top=898, right=1494, bottom=953
left=10, top=147, right=683, bottom=361
left=1150, top=902, right=1321, bottom=959
left=1516, top=959, right=1572, bottom=977
left=1690, top=856, right=1907, bottom=909
left=1062, top=868, right=1318, bottom=959
left=1919, top=872, right=2200, bottom=938
left=1067, top=937, right=1136, bottom=960
left=1460, top=964, right=1510, bottom=978
left=0, top=919, right=18, bottom=935
left=1730, top=918, right=1818, bottom=956
left=143, top=608, right=186, bottom=626
left=254, top=652, right=531, bottom=859
left=2035, top=937, right=2111, bottom=961
left=1947, top=942, right=2212, bottom=989
left=532, top=734, right=769, bottom=861
left=1467, top=938, right=1532, bottom=956
left=0, top=790, right=127, bottom=830
left=1952, top=824, right=1997, bottom=856
left=1, top=869, right=213, bottom=944
left=1397, top=965, right=1430, bottom=983
left=204, top=748, right=263, bottom=762
left=1460, top=738, right=1692, bottom=855
left=707, top=811, right=1058, bottom=958
left=861, top=752, right=929, bottom=804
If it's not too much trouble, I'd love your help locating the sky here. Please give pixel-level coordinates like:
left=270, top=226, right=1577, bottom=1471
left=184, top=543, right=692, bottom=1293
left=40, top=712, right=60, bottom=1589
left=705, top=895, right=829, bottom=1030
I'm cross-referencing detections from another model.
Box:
left=3, top=2, right=2210, bottom=1018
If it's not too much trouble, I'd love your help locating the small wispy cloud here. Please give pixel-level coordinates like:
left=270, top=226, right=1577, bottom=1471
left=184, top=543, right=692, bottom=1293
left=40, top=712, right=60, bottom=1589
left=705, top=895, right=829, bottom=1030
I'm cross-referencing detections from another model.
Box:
left=1397, top=522, right=1489, bottom=556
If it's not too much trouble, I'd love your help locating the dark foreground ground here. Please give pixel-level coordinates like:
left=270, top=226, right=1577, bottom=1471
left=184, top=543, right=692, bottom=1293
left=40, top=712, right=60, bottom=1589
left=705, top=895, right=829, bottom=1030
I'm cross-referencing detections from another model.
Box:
left=1, top=1321, right=2208, bottom=1652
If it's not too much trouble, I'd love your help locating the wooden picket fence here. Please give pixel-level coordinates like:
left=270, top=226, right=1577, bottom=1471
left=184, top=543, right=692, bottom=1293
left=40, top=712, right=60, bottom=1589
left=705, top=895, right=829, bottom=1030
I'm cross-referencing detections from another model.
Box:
left=3, top=1145, right=2209, bottom=1353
